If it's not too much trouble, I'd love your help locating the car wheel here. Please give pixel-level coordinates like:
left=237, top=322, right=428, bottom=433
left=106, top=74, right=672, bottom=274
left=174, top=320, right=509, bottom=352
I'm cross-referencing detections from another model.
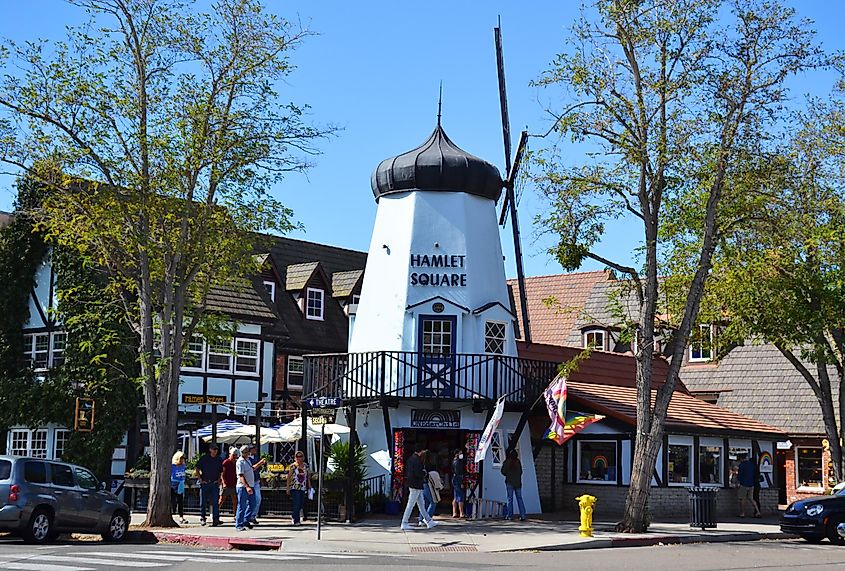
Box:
left=102, top=510, right=128, bottom=542
left=801, top=535, right=825, bottom=544
left=23, top=508, right=53, bottom=544
left=827, top=517, right=845, bottom=545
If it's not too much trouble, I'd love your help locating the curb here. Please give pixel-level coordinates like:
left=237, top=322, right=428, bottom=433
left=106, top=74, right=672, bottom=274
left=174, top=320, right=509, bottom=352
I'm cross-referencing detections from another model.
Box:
left=133, top=530, right=282, bottom=551
left=500, top=531, right=798, bottom=552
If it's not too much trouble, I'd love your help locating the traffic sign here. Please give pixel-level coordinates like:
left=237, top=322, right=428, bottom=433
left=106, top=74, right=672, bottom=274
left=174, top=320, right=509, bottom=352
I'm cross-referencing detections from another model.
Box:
left=306, top=396, right=342, bottom=409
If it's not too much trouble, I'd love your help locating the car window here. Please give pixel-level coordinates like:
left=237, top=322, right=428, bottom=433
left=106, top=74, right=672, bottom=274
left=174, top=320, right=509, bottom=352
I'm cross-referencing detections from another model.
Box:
left=24, top=461, right=47, bottom=484
left=0, top=460, right=11, bottom=480
left=75, top=467, right=98, bottom=491
left=50, top=463, right=75, bottom=487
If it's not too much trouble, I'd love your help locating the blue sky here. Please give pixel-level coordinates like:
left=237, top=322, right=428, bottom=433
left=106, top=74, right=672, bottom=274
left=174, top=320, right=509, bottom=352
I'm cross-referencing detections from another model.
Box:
left=1, top=1, right=842, bottom=278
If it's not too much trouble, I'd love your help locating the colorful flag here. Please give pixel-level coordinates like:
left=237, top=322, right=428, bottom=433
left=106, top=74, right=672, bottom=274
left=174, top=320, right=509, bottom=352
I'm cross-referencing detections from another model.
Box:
left=543, top=376, right=568, bottom=445
left=559, top=413, right=605, bottom=444
left=476, top=397, right=505, bottom=462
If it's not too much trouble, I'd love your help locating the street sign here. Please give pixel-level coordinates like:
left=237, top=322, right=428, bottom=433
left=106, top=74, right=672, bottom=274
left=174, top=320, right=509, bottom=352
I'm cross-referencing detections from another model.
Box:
left=74, top=398, right=95, bottom=432
left=306, top=396, right=342, bottom=409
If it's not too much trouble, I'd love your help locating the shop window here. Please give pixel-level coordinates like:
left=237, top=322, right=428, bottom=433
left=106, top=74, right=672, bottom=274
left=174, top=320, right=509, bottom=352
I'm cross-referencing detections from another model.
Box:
left=184, top=335, right=205, bottom=370
left=235, top=339, right=259, bottom=374
left=484, top=321, right=507, bottom=355
left=690, top=324, right=714, bottom=362
left=207, top=339, right=233, bottom=372
left=669, top=444, right=693, bottom=484
left=53, top=429, right=70, bottom=460
left=306, top=287, right=324, bottom=320
left=577, top=440, right=617, bottom=483
left=797, top=447, right=823, bottom=487
left=698, top=445, right=723, bottom=484
left=583, top=329, right=606, bottom=351
left=287, top=356, right=304, bottom=390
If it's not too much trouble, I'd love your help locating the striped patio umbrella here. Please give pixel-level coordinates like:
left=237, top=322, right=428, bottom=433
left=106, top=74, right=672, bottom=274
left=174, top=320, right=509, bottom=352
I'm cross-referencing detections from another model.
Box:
left=196, top=419, right=245, bottom=439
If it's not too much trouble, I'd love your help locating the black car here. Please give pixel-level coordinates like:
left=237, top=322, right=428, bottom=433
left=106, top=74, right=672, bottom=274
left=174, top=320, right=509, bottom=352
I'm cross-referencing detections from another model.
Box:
left=0, top=455, right=130, bottom=544
left=781, top=488, right=845, bottom=544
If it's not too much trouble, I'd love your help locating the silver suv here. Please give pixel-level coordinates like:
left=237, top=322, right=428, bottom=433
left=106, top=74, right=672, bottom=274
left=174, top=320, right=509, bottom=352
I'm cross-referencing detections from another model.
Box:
left=0, top=455, right=130, bottom=543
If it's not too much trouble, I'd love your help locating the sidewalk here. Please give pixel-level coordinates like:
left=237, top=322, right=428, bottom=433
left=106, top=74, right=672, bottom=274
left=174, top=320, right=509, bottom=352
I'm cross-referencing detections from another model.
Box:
left=127, top=512, right=793, bottom=553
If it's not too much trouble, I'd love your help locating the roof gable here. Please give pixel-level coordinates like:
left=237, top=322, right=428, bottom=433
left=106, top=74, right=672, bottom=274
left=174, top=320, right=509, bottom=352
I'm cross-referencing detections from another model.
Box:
left=332, top=269, right=364, bottom=298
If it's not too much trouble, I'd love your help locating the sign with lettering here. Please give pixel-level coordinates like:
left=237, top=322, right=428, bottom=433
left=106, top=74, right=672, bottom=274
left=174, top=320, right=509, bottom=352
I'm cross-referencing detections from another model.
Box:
left=182, top=393, right=226, bottom=405
left=267, top=463, right=288, bottom=473
left=409, top=253, right=468, bottom=287
left=410, top=409, right=460, bottom=429
left=74, top=398, right=95, bottom=432
left=306, top=396, right=342, bottom=409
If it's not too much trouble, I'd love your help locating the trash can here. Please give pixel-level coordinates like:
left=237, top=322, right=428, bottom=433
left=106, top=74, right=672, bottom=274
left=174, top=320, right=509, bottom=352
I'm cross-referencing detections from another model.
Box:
left=688, top=486, right=718, bottom=530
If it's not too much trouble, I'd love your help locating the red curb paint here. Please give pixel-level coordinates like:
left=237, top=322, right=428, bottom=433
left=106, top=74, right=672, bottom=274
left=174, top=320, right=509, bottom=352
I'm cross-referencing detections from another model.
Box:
left=149, top=531, right=281, bottom=551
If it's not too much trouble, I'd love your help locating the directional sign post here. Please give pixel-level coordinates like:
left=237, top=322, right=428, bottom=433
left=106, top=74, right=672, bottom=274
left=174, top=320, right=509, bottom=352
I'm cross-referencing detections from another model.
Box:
left=307, top=396, right=342, bottom=541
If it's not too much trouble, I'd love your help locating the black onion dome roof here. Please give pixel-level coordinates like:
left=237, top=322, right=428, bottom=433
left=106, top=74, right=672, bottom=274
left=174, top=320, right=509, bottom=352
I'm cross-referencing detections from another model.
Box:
left=371, top=124, right=503, bottom=201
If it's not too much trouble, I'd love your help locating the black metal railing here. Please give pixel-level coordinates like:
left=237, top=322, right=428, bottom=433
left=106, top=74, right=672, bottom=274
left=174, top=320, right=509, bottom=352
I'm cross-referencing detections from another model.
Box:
left=303, top=351, right=560, bottom=403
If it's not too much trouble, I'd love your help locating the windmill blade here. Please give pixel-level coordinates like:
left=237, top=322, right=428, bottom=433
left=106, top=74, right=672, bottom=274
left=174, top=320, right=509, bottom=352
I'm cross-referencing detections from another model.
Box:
left=495, top=20, right=513, bottom=226
left=493, top=21, right=532, bottom=345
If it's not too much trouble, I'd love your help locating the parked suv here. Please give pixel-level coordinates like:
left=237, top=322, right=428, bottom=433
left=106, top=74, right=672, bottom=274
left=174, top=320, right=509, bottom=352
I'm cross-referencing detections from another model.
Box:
left=0, top=455, right=129, bottom=543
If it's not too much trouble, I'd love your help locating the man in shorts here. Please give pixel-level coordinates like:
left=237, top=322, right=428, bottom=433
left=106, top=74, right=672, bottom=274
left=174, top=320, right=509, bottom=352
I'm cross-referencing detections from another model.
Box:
left=219, top=446, right=238, bottom=516
left=737, top=453, right=761, bottom=518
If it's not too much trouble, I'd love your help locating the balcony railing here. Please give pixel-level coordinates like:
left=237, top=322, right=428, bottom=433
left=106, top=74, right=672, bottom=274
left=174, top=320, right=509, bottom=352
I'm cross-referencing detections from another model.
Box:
left=303, top=351, right=561, bottom=404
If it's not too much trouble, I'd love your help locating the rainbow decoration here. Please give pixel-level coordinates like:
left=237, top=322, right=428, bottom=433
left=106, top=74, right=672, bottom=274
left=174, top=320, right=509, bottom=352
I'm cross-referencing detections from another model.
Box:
left=758, top=451, right=773, bottom=470
left=560, top=413, right=605, bottom=444
left=592, top=454, right=609, bottom=471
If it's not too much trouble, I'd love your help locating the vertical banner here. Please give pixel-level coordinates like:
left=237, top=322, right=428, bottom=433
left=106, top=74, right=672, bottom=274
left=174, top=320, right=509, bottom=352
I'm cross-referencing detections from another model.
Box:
left=476, top=397, right=505, bottom=462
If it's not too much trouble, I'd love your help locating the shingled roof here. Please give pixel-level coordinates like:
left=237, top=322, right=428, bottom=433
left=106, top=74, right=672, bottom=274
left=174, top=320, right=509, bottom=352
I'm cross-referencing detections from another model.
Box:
left=285, top=262, right=321, bottom=291
left=681, top=343, right=837, bottom=437
left=507, top=271, right=614, bottom=345
left=332, top=269, right=364, bottom=298
left=567, top=379, right=785, bottom=439
left=205, top=279, right=278, bottom=323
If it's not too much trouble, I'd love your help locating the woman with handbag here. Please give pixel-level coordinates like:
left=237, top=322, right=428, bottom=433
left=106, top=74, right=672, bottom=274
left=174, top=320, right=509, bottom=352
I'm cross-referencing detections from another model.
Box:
left=287, top=451, right=312, bottom=525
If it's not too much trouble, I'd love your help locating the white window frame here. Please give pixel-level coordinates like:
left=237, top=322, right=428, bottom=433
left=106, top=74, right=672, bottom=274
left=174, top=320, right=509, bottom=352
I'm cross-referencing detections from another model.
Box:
left=207, top=338, right=233, bottom=373
left=668, top=443, right=694, bottom=486
left=50, top=332, right=66, bottom=368
left=234, top=338, right=260, bottom=375
left=484, top=321, right=507, bottom=355
left=583, top=328, right=607, bottom=351
left=490, top=431, right=505, bottom=467
left=10, top=429, right=29, bottom=456
left=286, top=356, right=304, bottom=390
left=305, top=287, right=325, bottom=321
left=689, top=324, right=714, bottom=362
left=24, top=332, right=51, bottom=370
left=576, top=440, right=618, bottom=484
left=9, top=429, right=49, bottom=458
left=183, top=335, right=206, bottom=371
left=263, top=281, right=276, bottom=302
left=53, top=429, right=70, bottom=460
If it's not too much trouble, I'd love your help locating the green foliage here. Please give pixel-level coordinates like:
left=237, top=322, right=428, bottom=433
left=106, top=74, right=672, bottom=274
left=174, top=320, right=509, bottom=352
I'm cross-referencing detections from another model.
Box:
left=327, top=440, right=368, bottom=484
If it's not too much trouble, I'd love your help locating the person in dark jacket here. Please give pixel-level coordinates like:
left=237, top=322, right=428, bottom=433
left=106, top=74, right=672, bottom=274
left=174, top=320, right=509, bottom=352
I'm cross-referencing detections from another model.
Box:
left=400, top=444, right=438, bottom=531
left=451, top=449, right=466, bottom=518
left=501, top=449, right=526, bottom=521
left=196, top=443, right=224, bottom=526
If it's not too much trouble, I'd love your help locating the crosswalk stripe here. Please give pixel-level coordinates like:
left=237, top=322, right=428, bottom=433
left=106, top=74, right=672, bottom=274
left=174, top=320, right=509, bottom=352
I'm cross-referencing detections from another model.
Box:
left=36, top=555, right=168, bottom=568
left=67, top=552, right=228, bottom=564
left=4, top=563, right=93, bottom=571
left=137, top=549, right=299, bottom=560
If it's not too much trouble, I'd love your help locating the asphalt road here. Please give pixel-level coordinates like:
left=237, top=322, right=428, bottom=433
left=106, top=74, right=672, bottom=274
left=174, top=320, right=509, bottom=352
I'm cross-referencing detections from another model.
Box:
left=1, top=537, right=845, bottom=570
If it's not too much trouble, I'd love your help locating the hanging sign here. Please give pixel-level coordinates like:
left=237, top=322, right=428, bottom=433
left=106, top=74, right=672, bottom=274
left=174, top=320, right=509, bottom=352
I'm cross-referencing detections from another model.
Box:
left=310, top=408, right=337, bottom=423
left=182, top=393, right=226, bottom=404
left=306, top=396, right=342, bottom=409
left=410, top=409, right=460, bottom=429
left=74, top=398, right=95, bottom=432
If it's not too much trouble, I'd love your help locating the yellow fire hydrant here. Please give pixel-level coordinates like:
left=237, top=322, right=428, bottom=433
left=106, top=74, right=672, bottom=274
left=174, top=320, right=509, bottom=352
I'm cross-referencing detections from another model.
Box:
left=576, top=494, right=597, bottom=537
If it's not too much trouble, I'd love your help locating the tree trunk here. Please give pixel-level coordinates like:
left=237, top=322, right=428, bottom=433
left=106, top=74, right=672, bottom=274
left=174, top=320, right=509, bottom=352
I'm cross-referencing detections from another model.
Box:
left=620, top=424, right=662, bottom=531
left=143, top=396, right=177, bottom=528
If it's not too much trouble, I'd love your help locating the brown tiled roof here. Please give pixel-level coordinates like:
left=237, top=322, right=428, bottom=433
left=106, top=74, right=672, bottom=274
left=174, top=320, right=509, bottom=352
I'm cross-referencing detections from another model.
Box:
left=507, top=271, right=614, bottom=345
left=205, top=279, right=277, bottom=322
left=681, top=343, right=838, bottom=436
left=567, top=380, right=785, bottom=438
left=331, top=270, right=363, bottom=298
left=285, top=262, right=320, bottom=291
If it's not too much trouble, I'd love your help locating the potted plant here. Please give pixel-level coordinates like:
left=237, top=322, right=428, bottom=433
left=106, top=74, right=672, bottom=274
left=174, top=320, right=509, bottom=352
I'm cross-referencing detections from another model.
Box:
left=326, top=441, right=367, bottom=519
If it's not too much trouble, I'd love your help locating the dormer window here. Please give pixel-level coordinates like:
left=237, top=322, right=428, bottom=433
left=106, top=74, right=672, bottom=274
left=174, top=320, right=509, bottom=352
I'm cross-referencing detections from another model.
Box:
left=263, top=281, right=276, bottom=302
left=689, top=324, right=714, bottom=362
left=583, top=328, right=607, bottom=351
left=306, top=287, right=324, bottom=320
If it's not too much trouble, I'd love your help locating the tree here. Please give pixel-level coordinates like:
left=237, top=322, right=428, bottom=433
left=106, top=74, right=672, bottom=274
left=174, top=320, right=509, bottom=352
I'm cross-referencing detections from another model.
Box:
left=707, top=105, right=845, bottom=484
left=0, top=0, right=331, bottom=526
left=532, top=0, right=819, bottom=531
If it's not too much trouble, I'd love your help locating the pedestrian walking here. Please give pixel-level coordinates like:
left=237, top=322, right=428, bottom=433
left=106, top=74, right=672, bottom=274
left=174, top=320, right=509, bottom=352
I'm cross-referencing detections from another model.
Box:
left=219, top=446, right=238, bottom=516
left=170, top=450, right=187, bottom=524
left=196, top=443, right=224, bottom=526
left=451, top=448, right=466, bottom=518
left=249, top=444, right=267, bottom=525
left=737, top=453, right=762, bottom=518
left=286, top=451, right=311, bottom=525
left=501, top=449, right=526, bottom=521
left=401, top=444, right=438, bottom=530
left=418, top=453, right=442, bottom=526
left=235, top=445, right=256, bottom=531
